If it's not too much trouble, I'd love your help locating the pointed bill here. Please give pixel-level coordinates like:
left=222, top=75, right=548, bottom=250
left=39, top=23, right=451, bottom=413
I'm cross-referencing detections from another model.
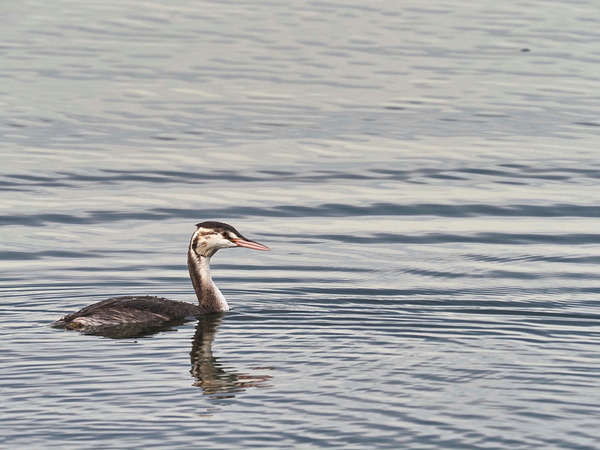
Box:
left=232, top=239, right=270, bottom=251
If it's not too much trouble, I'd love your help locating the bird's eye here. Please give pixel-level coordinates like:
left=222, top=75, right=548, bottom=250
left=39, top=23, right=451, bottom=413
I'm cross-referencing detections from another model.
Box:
left=223, top=232, right=237, bottom=241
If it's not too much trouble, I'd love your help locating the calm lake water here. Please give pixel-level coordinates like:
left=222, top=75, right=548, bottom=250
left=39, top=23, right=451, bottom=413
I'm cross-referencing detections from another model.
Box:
left=2, top=0, right=600, bottom=448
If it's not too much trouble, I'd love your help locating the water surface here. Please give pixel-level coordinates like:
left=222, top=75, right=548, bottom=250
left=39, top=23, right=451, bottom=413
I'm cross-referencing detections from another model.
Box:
left=1, top=0, right=600, bottom=448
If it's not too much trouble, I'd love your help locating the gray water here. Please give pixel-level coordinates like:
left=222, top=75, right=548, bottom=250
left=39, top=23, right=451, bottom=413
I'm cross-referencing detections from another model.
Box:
left=2, top=0, right=600, bottom=448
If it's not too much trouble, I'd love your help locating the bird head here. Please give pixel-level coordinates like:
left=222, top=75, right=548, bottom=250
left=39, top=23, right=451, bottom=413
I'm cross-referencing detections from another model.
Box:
left=190, top=221, right=270, bottom=257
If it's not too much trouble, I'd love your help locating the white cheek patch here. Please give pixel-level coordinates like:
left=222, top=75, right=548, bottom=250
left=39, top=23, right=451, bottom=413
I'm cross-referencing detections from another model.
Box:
left=193, top=229, right=237, bottom=256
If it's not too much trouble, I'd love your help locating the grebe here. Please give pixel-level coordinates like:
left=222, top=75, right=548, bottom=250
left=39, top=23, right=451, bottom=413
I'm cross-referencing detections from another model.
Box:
left=52, top=221, right=270, bottom=330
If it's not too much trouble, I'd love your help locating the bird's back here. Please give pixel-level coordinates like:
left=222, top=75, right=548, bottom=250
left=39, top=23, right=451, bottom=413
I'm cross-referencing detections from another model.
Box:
left=52, top=296, right=204, bottom=329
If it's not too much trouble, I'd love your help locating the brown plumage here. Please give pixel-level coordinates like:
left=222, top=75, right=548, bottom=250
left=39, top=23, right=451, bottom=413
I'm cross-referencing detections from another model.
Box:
left=52, top=222, right=269, bottom=331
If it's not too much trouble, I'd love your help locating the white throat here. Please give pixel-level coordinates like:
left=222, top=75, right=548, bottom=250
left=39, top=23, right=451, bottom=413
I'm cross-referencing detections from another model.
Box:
left=187, top=249, right=230, bottom=312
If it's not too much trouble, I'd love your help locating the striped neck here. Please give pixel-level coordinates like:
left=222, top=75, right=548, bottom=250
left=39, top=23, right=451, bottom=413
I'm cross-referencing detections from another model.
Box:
left=187, top=247, right=230, bottom=312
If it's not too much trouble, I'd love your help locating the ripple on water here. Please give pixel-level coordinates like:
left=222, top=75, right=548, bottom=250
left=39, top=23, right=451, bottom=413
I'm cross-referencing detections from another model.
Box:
left=2, top=0, right=600, bottom=447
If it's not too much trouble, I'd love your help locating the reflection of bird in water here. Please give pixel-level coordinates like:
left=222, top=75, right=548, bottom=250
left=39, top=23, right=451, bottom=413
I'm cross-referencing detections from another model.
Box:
left=52, top=221, right=269, bottom=334
left=190, top=313, right=273, bottom=398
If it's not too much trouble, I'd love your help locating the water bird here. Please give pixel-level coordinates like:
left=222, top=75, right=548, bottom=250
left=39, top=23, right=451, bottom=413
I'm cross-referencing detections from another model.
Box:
left=52, top=221, right=270, bottom=331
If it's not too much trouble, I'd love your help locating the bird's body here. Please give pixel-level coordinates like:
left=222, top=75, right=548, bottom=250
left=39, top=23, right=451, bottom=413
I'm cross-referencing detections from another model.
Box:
left=52, top=221, right=269, bottom=331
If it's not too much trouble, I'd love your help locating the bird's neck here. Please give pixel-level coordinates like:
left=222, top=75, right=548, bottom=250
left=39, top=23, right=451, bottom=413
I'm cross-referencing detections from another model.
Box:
left=187, top=248, right=230, bottom=312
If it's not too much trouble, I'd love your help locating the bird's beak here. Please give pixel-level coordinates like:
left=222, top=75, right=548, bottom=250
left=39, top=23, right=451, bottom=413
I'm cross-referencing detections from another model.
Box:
left=232, top=238, right=271, bottom=251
